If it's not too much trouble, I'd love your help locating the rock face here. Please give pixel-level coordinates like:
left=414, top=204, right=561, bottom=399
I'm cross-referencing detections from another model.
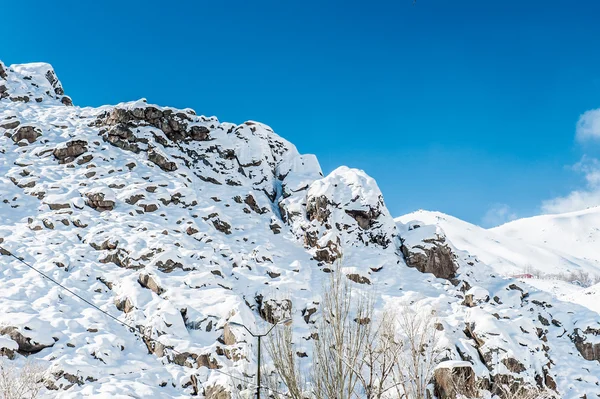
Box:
left=257, top=296, right=292, bottom=324
left=53, top=140, right=88, bottom=164
left=0, top=326, right=54, bottom=354
left=571, top=327, right=600, bottom=361
left=280, top=166, right=399, bottom=278
left=98, top=104, right=210, bottom=144
left=0, top=61, right=71, bottom=104
left=85, top=192, right=116, bottom=211
left=399, top=223, right=458, bottom=279
left=11, top=125, right=41, bottom=144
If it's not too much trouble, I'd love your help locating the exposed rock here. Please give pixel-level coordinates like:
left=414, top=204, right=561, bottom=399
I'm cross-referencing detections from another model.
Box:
left=212, top=219, right=231, bottom=235
left=0, top=117, right=20, bottom=130
left=344, top=208, right=380, bottom=230
left=223, top=324, right=237, bottom=346
left=401, top=235, right=458, bottom=280
left=53, top=140, right=87, bottom=164
left=244, top=194, right=266, bottom=214
left=269, top=222, right=281, bottom=234
left=11, top=125, right=41, bottom=144
left=156, top=259, right=184, bottom=273
left=148, top=150, right=177, bottom=172
left=47, top=202, right=71, bottom=211
left=306, top=195, right=331, bottom=223
left=190, top=125, right=210, bottom=141
left=571, top=327, right=600, bottom=361
left=0, top=326, right=54, bottom=354
left=138, top=273, right=164, bottom=295
left=502, top=357, right=527, bottom=373
left=346, top=273, right=371, bottom=285
left=85, top=192, right=115, bottom=211
left=257, top=297, right=292, bottom=324
left=115, top=297, right=135, bottom=313
left=97, top=105, right=211, bottom=144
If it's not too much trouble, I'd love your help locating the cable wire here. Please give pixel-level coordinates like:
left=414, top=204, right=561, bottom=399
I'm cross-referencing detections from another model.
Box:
left=0, top=245, right=292, bottom=397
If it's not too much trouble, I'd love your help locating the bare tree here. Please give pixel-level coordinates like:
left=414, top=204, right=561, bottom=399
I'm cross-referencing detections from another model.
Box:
left=0, top=359, right=46, bottom=399
left=265, top=324, right=307, bottom=399
left=311, top=264, right=371, bottom=399
left=355, top=309, right=404, bottom=399
left=266, top=259, right=445, bottom=399
left=390, top=305, right=443, bottom=399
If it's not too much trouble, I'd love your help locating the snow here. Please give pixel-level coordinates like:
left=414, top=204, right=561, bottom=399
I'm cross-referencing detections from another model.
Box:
left=1, top=61, right=599, bottom=398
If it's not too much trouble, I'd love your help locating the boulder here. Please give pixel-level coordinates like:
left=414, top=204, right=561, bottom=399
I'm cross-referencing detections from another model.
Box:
left=571, top=327, right=600, bottom=361
left=257, top=296, right=292, bottom=324
left=138, top=273, right=164, bottom=295
left=0, top=326, right=54, bottom=354
left=85, top=192, right=115, bottom=211
left=148, top=150, right=177, bottom=172
left=11, top=125, right=41, bottom=144
left=53, top=140, right=87, bottom=164
left=401, top=235, right=458, bottom=280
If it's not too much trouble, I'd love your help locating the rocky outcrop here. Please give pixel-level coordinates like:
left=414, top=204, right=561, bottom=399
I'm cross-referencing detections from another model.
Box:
left=148, top=149, right=178, bottom=172
left=53, top=140, right=88, bottom=164
left=97, top=104, right=211, bottom=144
left=11, top=125, right=41, bottom=144
left=0, top=116, right=20, bottom=129
left=257, top=296, right=292, bottom=324
left=288, top=166, right=398, bottom=269
left=571, top=327, right=600, bottom=361
left=0, top=62, right=70, bottom=105
left=85, top=192, right=115, bottom=212
left=0, top=326, right=54, bottom=354
left=138, top=273, right=164, bottom=295
left=400, top=224, right=458, bottom=280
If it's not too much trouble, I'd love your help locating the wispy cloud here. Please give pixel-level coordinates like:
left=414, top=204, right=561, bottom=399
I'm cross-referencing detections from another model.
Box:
left=541, top=156, right=600, bottom=214
left=576, top=108, right=600, bottom=141
left=481, top=203, right=517, bottom=227
left=540, top=106, right=600, bottom=214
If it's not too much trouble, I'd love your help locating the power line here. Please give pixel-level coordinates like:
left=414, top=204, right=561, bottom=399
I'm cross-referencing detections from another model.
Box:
left=0, top=245, right=292, bottom=398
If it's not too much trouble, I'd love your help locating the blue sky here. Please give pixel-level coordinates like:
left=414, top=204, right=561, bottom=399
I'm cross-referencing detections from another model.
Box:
left=3, top=0, right=600, bottom=226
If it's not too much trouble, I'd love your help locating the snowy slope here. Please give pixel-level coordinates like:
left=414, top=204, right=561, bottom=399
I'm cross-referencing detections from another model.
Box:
left=396, top=210, right=600, bottom=278
left=1, top=61, right=600, bottom=399
left=493, top=206, right=600, bottom=265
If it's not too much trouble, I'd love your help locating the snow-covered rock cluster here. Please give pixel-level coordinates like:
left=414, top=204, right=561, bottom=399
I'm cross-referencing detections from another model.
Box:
left=1, top=61, right=599, bottom=398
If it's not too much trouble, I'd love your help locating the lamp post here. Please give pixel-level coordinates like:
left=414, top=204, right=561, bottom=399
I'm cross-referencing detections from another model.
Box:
left=228, top=318, right=292, bottom=399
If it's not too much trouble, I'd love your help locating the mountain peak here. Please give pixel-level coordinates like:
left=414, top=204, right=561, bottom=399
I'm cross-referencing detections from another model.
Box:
left=0, top=61, right=72, bottom=106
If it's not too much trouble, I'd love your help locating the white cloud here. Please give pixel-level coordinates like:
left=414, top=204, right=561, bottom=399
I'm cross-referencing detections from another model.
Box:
left=541, top=156, right=600, bottom=214
left=576, top=108, right=600, bottom=141
left=481, top=204, right=517, bottom=227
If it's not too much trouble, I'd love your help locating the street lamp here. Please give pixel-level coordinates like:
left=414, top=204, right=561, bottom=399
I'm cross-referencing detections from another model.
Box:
left=228, top=318, right=293, bottom=399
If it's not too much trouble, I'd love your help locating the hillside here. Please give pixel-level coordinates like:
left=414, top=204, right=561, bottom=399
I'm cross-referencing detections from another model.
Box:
left=397, top=210, right=600, bottom=278
left=493, top=206, right=600, bottom=266
left=1, top=61, right=599, bottom=398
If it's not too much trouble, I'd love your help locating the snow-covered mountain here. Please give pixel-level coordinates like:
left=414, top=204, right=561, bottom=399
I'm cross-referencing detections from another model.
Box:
left=396, top=209, right=600, bottom=309
left=397, top=210, right=600, bottom=277
left=1, top=61, right=599, bottom=399
left=493, top=206, right=600, bottom=267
